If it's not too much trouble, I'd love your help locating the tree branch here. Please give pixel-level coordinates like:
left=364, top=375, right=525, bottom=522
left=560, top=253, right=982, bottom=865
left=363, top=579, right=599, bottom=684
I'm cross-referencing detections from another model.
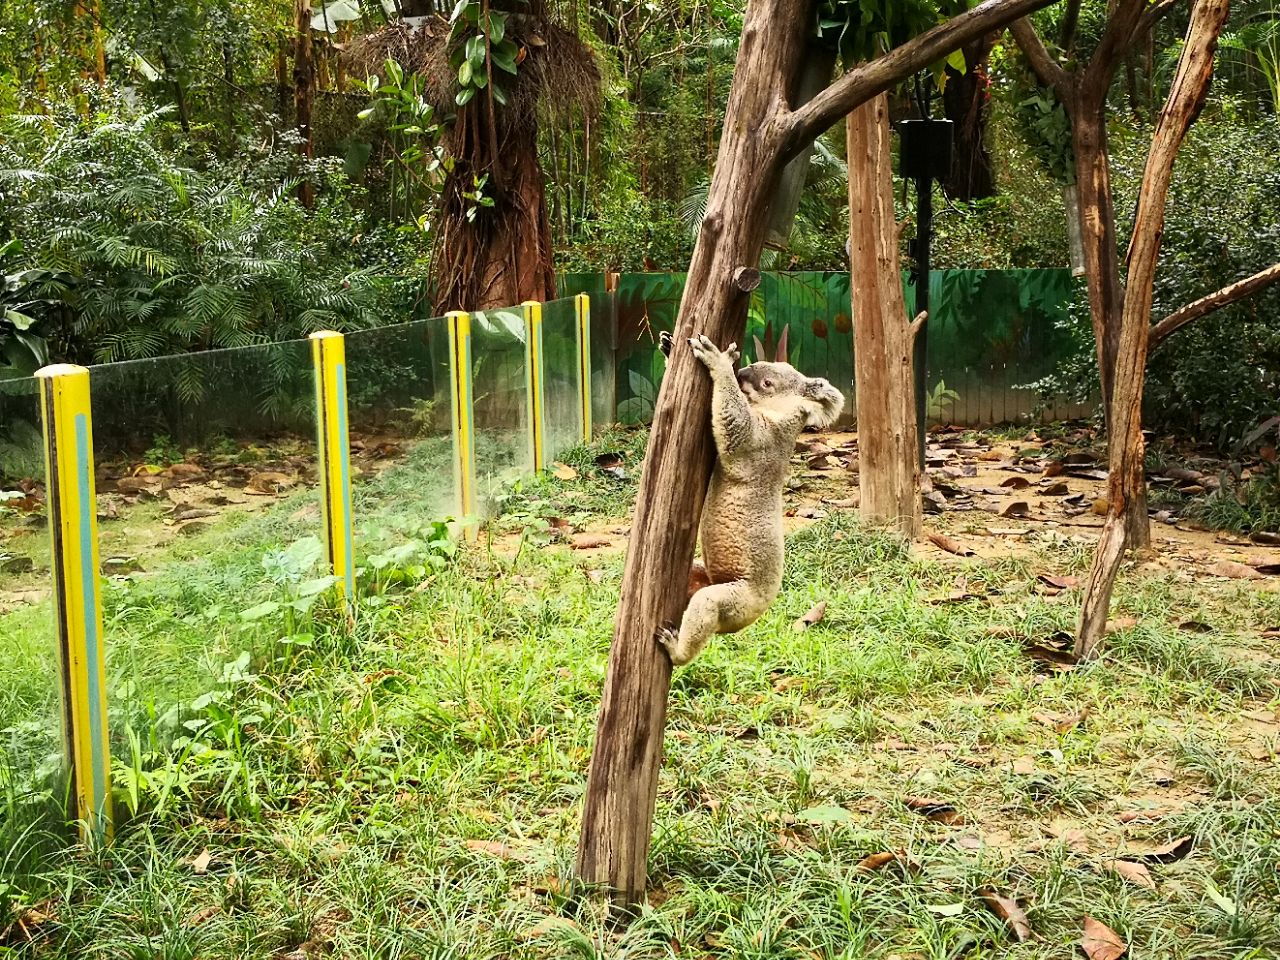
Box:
left=1010, top=18, right=1070, bottom=96
left=782, top=0, right=1060, bottom=158
left=1138, top=0, right=1185, bottom=37
left=1149, top=262, right=1280, bottom=347
left=1080, top=0, right=1149, bottom=105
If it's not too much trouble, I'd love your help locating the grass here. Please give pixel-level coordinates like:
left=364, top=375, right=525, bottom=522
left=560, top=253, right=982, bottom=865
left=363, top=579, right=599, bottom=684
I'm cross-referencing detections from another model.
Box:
left=2, top=428, right=1280, bottom=957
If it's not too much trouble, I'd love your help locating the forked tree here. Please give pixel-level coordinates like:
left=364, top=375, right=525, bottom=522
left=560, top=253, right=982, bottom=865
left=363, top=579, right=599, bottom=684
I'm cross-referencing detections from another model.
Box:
left=1014, top=0, right=1280, bottom=656
left=575, top=0, right=1061, bottom=906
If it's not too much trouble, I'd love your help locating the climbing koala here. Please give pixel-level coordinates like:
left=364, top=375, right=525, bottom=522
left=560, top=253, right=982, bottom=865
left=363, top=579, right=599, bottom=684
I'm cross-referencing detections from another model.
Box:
left=656, top=332, right=844, bottom=666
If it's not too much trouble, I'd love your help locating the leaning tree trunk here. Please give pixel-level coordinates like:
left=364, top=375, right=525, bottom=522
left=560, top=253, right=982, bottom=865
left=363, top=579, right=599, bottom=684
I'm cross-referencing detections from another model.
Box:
left=575, top=2, right=811, bottom=904
left=849, top=94, right=923, bottom=537
left=575, top=0, right=1059, bottom=906
left=1074, top=0, right=1229, bottom=657
left=1069, top=104, right=1150, bottom=547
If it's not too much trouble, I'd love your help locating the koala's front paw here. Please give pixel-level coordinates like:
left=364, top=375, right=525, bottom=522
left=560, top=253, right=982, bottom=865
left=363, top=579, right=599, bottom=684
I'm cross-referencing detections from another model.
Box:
left=656, top=627, right=685, bottom=666
left=688, top=335, right=739, bottom=372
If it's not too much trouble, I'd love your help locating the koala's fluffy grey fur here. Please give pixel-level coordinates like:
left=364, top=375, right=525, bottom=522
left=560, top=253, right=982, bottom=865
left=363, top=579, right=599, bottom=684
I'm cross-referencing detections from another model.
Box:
left=657, top=333, right=844, bottom=666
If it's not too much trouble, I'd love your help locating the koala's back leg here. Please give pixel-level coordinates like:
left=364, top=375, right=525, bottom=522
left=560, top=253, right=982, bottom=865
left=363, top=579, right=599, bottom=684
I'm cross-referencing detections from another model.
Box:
left=687, top=559, right=712, bottom=599
left=659, top=581, right=768, bottom=666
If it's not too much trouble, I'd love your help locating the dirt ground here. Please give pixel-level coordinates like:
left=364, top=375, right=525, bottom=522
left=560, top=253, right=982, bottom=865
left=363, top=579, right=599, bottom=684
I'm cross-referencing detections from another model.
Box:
left=3, top=426, right=1278, bottom=613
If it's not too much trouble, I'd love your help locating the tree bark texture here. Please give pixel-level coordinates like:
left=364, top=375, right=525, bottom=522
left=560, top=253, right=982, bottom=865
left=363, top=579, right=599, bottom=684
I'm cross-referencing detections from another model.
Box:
left=294, top=0, right=316, bottom=209
left=941, top=35, right=997, bottom=201
left=849, top=94, right=923, bottom=537
left=1075, top=0, right=1230, bottom=658
left=433, top=0, right=557, bottom=312
left=576, top=0, right=1059, bottom=906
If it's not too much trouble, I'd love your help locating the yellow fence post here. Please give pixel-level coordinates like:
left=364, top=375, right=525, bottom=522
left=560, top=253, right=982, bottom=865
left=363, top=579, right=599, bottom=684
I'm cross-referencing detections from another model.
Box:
left=446, top=310, right=477, bottom=533
left=310, top=332, right=355, bottom=601
left=522, top=300, right=546, bottom=472
left=575, top=293, right=593, bottom=442
left=36, top=363, right=112, bottom=843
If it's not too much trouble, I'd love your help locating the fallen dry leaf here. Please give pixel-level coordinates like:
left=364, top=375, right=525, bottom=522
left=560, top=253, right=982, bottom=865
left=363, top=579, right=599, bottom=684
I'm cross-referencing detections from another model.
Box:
left=569, top=534, right=612, bottom=550
left=1177, top=620, right=1213, bottom=633
left=1000, top=501, right=1031, bottom=518
left=927, top=532, right=975, bottom=557
left=793, top=601, right=828, bottom=632
left=1122, top=835, right=1193, bottom=864
left=550, top=462, right=578, bottom=481
left=1106, top=616, right=1139, bottom=633
left=191, top=848, right=212, bottom=875
left=1040, top=481, right=1070, bottom=497
left=977, top=888, right=1033, bottom=942
left=464, top=839, right=531, bottom=861
left=1081, top=916, right=1127, bottom=960
left=1038, top=573, right=1081, bottom=590
left=1001, top=476, right=1032, bottom=490
left=1208, top=560, right=1265, bottom=580
left=1107, top=859, right=1156, bottom=890
left=904, top=796, right=963, bottom=825
left=855, top=851, right=898, bottom=872
left=1034, top=707, right=1088, bottom=734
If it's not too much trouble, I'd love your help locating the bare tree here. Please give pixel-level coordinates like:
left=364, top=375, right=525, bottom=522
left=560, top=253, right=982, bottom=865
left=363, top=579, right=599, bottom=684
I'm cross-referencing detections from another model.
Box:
left=1014, top=0, right=1234, bottom=657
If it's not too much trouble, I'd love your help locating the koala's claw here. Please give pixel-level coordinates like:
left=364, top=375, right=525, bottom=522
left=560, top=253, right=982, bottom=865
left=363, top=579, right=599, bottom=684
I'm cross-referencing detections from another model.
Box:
left=689, top=334, right=735, bottom=372
left=656, top=627, right=680, bottom=662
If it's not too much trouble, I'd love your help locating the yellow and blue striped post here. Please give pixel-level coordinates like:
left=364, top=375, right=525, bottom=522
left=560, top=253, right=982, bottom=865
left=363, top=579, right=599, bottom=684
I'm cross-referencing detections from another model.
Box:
left=522, top=300, right=546, bottom=472
left=446, top=310, right=477, bottom=532
left=36, top=364, right=112, bottom=843
left=575, top=293, right=592, bottom=442
left=310, top=332, right=355, bottom=601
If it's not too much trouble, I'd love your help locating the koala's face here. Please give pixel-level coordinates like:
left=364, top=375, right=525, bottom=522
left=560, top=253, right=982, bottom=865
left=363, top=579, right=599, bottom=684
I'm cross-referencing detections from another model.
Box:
left=737, top=360, right=845, bottom=429
left=735, top=361, right=809, bottom=403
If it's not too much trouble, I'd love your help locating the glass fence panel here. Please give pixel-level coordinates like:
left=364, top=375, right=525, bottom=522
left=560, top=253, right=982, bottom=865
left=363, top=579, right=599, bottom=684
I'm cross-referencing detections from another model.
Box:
left=542, top=297, right=583, bottom=463
left=560, top=276, right=618, bottom=430
left=344, top=317, right=456, bottom=546
left=0, top=376, right=60, bottom=808
left=87, top=340, right=319, bottom=773
left=470, top=307, right=531, bottom=515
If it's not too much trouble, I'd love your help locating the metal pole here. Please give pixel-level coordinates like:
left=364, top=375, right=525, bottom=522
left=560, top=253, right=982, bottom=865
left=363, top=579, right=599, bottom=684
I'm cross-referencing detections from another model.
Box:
left=309, top=331, right=355, bottom=601
left=36, top=363, right=112, bottom=843
left=522, top=300, right=546, bottom=471
left=914, top=174, right=932, bottom=462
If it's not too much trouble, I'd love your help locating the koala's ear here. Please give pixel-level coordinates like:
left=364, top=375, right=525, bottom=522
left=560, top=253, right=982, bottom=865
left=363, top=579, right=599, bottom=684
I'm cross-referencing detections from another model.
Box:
left=802, top=377, right=845, bottom=429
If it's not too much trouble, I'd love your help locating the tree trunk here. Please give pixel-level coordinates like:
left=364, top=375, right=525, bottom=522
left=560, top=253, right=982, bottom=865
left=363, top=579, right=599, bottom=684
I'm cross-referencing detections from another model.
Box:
left=849, top=94, right=922, bottom=537
left=431, top=0, right=556, bottom=312
left=941, top=35, right=997, bottom=201
left=294, top=0, right=316, bottom=209
left=1075, top=0, right=1229, bottom=658
left=575, top=1, right=810, bottom=905
left=576, top=0, right=1062, bottom=905
left=1069, top=102, right=1123, bottom=419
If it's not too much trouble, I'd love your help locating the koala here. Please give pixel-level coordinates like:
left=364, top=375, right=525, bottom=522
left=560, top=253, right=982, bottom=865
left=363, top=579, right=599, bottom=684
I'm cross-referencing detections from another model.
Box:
left=656, top=332, right=844, bottom=666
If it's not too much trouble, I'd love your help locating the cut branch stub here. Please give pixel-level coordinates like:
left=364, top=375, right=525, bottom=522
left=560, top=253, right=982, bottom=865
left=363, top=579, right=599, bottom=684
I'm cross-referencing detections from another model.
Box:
left=733, top=266, right=762, bottom=292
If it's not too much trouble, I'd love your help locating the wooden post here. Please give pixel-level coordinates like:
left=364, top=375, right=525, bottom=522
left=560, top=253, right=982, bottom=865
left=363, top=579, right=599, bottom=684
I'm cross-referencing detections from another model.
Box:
left=848, top=95, right=922, bottom=538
